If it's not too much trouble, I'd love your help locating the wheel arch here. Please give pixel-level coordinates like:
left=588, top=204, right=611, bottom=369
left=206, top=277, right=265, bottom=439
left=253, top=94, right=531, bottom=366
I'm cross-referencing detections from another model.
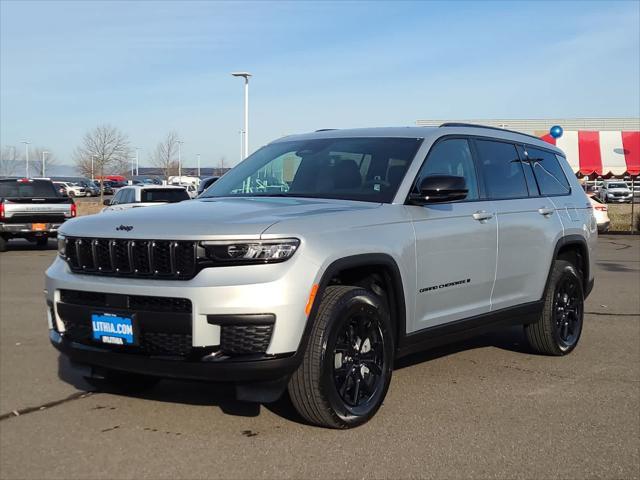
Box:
left=547, top=235, right=591, bottom=298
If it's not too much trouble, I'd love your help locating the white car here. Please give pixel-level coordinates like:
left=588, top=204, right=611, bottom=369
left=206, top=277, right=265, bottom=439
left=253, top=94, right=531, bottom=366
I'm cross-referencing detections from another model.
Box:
left=53, top=181, right=86, bottom=198
left=599, top=181, right=633, bottom=203
left=101, top=185, right=190, bottom=212
left=588, top=194, right=610, bottom=233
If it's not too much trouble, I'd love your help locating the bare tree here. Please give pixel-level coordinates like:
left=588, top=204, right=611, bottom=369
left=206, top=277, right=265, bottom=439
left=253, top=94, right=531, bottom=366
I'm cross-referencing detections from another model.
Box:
left=150, top=131, right=180, bottom=180
left=0, top=146, right=20, bottom=176
left=73, top=125, right=131, bottom=201
left=29, top=147, right=57, bottom=177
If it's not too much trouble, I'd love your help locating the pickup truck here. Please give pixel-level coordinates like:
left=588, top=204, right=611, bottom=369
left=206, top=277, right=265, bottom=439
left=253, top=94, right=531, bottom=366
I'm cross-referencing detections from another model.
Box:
left=0, top=178, right=77, bottom=252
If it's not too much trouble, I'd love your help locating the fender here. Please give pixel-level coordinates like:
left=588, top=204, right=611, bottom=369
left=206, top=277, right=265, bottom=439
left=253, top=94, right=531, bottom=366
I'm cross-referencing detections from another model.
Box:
left=545, top=234, right=592, bottom=298
left=298, top=253, right=407, bottom=357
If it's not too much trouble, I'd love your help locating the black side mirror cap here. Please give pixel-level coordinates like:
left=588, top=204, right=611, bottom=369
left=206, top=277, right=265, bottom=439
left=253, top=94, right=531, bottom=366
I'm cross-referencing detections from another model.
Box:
left=409, top=175, right=468, bottom=205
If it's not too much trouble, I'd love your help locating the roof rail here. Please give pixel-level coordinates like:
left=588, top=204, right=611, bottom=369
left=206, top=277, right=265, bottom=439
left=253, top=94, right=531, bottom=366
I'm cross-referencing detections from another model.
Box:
left=439, top=122, right=543, bottom=142
left=315, top=128, right=338, bottom=132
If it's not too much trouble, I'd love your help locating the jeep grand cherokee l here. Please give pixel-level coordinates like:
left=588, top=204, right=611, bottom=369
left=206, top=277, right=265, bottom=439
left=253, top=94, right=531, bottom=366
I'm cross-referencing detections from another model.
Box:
left=46, top=124, right=596, bottom=428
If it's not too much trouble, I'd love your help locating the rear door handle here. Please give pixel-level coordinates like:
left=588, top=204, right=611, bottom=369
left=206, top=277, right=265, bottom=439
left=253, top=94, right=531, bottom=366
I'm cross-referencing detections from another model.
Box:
left=472, top=210, right=494, bottom=221
left=538, top=207, right=554, bottom=216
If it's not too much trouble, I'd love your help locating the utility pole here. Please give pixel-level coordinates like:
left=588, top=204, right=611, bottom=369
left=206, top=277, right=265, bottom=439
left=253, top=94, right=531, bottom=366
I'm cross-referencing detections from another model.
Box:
left=42, top=151, right=49, bottom=177
left=21, top=141, right=30, bottom=177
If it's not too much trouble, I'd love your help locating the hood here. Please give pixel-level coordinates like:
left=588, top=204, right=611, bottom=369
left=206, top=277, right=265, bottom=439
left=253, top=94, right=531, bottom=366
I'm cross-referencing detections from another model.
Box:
left=60, top=197, right=380, bottom=239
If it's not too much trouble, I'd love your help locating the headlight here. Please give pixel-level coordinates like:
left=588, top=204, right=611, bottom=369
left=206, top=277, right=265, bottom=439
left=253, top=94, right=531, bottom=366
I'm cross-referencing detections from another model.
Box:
left=57, top=235, right=66, bottom=258
left=199, top=238, right=300, bottom=265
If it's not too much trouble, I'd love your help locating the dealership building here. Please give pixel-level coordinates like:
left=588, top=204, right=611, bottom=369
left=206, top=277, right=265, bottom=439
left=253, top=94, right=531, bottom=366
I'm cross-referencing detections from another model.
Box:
left=415, top=118, right=640, bottom=179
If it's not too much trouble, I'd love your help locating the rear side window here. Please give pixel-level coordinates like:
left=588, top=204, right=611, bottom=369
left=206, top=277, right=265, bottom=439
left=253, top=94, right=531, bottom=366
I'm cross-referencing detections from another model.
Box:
left=0, top=179, right=58, bottom=198
left=475, top=140, right=529, bottom=199
left=525, top=147, right=571, bottom=196
left=141, top=189, right=190, bottom=203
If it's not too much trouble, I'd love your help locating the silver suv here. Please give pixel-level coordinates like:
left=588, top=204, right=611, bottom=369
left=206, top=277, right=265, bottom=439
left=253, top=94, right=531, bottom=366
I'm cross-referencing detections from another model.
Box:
left=46, top=124, right=596, bottom=428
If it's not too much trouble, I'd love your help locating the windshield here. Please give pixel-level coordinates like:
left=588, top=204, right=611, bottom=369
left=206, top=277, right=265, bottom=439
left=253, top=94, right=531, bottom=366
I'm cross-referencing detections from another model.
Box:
left=201, top=137, right=422, bottom=203
left=141, top=189, right=190, bottom=203
left=0, top=179, right=58, bottom=198
left=607, top=183, right=628, bottom=189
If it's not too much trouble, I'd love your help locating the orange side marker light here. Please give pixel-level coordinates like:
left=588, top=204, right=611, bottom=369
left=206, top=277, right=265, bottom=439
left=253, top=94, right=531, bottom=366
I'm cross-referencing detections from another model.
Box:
left=305, top=284, right=319, bottom=316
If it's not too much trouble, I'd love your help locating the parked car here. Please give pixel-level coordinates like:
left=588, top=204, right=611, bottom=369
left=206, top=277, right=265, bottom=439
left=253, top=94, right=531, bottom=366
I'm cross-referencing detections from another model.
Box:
left=1, top=178, right=76, bottom=251
left=598, top=181, right=633, bottom=203
left=197, top=176, right=220, bottom=196
left=101, top=185, right=190, bottom=212
left=47, top=124, right=595, bottom=428
left=54, top=181, right=85, bottom=198
left=588, top=194, right=610, bottom=233
left=52, top=182, right=68, bottom=197
left=98, top=181, right=115, bottom=195
left=79, top=180, right=100, bottom=197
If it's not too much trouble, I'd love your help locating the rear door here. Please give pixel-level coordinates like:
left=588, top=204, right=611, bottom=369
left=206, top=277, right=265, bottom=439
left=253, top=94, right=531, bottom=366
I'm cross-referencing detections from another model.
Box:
left=474, top=139, right=563, bottom=311
left=408, top=137, right=498, bottom=331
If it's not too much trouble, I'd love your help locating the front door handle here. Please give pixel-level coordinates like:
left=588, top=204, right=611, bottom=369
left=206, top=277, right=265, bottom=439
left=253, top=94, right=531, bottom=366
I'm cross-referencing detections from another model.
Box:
left=538, top=207, right=554, bottom=216
left=472, top=210, right=494, bottom=221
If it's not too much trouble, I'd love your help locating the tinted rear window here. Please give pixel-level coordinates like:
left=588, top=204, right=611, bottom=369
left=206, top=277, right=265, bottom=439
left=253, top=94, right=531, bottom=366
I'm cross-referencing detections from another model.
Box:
left=0, top=179, right=58, bottom=198
left=141, top=189, right=189, bottom=203
left=525, top=147, right=571, bottom=196
left=475, top=140, right=529, bottom=199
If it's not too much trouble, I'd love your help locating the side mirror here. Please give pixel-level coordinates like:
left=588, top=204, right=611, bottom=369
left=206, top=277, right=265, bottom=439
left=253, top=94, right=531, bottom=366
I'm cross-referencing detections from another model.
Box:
left=409, top=175, right=468, bottom=204
left=103, top=199, right=111, bottom=206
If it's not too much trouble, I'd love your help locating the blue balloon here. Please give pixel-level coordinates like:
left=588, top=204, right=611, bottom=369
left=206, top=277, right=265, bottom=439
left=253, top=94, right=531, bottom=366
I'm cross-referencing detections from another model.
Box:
left=550, top=125, right=563, bottom=139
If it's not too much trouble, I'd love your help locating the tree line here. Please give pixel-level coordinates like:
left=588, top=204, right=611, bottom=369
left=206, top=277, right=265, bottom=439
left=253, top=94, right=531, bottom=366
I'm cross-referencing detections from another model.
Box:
left=1, top=124, right=211, bottom=179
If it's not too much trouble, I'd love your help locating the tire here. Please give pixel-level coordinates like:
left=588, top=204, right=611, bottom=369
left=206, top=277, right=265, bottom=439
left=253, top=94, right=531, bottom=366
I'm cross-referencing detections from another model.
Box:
left=288, top=285, right=394, bottom=428
left=525, top=260, right=584, bottom=356
left=0, top=236, right=7, bottom=252
left=35, top=237, right=49, bottom=248
left=84, top=369, right=160, bottom=393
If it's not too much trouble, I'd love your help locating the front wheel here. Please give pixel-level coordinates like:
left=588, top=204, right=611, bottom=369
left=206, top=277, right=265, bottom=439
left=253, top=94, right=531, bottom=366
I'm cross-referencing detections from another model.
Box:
left=289, top=286, right=394, bottom=428
left=525, top=260, right=584, bottom=356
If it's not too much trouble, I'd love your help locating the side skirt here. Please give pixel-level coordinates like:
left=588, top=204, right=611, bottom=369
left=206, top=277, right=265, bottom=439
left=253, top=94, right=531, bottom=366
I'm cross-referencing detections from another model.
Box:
left=396, top=301, right=543, bottom=359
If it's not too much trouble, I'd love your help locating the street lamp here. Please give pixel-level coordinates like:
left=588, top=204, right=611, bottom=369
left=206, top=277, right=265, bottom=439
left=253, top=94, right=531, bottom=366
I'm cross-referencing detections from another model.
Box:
left=177, top=140, right=184, bottom=180
left=42, top=151, right=49, bottom=177
left=231, top=72, right=252, bottom=159
left=197, top=153, right=201, bottom=177
left=91, top=154, right=97, bottom=181
left=135, top=147, right=140, bottom=176
left=20, top=140, right=30, bottom=177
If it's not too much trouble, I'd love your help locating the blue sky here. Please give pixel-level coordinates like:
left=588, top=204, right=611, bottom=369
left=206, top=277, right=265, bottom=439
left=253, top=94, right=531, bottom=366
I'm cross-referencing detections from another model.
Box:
left=1, top=0, right=639, bottom=169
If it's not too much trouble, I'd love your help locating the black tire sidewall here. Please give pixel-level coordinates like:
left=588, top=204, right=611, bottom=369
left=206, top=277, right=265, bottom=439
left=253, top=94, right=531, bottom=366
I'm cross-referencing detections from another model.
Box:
left=549, top=263, right=584, bottom=354
left=318, top=289, right=394, bottom=426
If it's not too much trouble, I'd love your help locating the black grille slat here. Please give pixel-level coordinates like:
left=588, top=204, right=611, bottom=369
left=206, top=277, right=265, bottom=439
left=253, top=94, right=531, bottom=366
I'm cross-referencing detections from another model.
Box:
left=221, top=324, right=274, bottom=355
left=142, top=332, right=193, bottom=356
left=65, top=237, right=198, bottom=280
left=59, top=289, right=192, bottom=313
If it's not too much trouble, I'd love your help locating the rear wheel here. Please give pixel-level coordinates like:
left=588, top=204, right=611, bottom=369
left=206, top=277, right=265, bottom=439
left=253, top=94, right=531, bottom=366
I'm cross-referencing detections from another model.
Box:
left=525, top=260, right=584, bottom=356
left=35, top=237, right=49, bottom=248
left=0, top=236, right=7, bottom=252
left=84, top=369, right=160, bottom=393
left=289, top=286, right=394, bottom=428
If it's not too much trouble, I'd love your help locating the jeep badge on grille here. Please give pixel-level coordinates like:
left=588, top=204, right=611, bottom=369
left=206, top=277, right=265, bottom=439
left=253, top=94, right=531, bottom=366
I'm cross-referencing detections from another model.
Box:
left=116, top=225, right=133, bottom=232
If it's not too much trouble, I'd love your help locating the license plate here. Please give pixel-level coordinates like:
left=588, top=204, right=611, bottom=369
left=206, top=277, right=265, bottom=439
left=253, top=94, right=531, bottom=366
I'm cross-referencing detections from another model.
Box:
left=91, top=313, right=136, bottom=345
left=31, top=223, right=47, bottom=231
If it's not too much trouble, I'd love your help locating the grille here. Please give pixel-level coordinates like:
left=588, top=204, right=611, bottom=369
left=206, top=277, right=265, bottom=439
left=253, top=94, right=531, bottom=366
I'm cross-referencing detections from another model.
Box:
left=221, top=324, right=274, bottom=355
left=64, top=237, right=197, bottom=279
left=60, top=290, right=192, bottom=313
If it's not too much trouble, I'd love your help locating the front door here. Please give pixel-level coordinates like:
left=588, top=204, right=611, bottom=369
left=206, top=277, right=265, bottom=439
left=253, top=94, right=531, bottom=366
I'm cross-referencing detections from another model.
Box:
left=407, top=137, right=498, bottom=332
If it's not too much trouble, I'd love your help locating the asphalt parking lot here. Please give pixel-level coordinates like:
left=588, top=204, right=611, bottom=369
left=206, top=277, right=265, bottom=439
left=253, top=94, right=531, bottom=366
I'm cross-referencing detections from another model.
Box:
left=0, top=235, right=638, bottom=479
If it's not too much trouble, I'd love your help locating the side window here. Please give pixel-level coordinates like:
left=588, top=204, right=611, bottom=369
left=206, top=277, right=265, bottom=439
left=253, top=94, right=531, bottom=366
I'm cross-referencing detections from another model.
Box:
left=475, top=140, right=529, bottom=200
left=111, top=190, right=123, bottom=204
left=525, top=147, right=571, bottom=196
left=415, top=138, right=479, bottom=200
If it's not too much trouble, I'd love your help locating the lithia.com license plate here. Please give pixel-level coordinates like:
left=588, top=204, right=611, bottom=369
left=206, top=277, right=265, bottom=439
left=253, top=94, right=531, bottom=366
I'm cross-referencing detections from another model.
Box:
left=91, top=313, right=136, bottom=345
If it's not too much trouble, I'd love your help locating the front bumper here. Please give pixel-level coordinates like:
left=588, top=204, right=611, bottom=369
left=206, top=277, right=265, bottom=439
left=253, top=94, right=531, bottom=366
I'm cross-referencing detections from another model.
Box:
left=50, top=330, right=300, bottom=383
left=0, top=223, right=63, bottom=235
left=606, top=196, right=632, bottom=203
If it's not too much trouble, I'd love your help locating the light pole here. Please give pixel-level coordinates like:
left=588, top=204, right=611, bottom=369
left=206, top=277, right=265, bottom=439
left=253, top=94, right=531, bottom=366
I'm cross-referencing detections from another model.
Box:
left=91, top=154, right=97, bottom=181
left=231, top=72, right=251, bottom=159
left=20, top=141, right=30, bottom=177
left=177, top=140, right=184, bottom=180
left=197, top=153, right=201, bottom=177
left=42, top=151, right=49, bottom=177
left=239, top=129, right=244, bottom=161
left=135, top=147, right=140, bottom=176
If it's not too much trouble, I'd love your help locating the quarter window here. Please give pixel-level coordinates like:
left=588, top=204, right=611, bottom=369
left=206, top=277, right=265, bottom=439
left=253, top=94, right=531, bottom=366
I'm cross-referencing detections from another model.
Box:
left=526, top=147, right=571, bottom=196
left=475, top=140, right=529, bottom=199
left=415, top=138, right=479, bottom=200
